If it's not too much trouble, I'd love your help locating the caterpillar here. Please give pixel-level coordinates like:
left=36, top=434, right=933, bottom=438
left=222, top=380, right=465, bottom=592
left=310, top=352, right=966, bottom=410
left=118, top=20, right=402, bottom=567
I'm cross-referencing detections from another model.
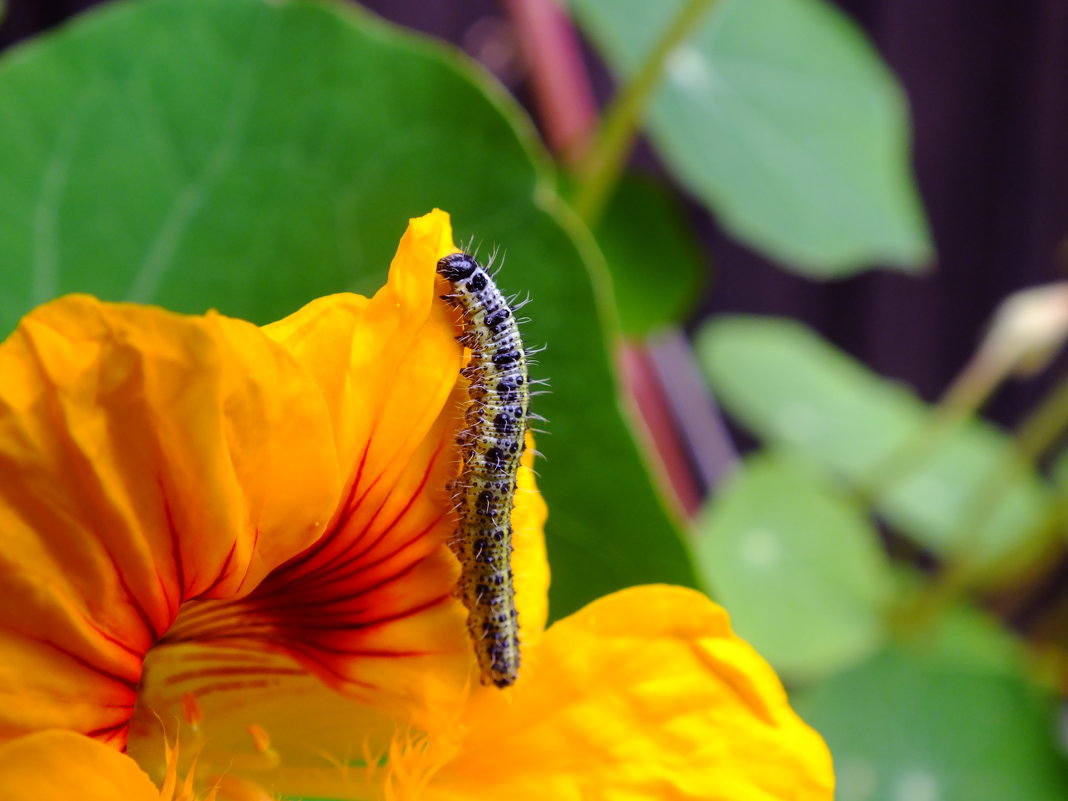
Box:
left=437, top=250, right=529, bottom=689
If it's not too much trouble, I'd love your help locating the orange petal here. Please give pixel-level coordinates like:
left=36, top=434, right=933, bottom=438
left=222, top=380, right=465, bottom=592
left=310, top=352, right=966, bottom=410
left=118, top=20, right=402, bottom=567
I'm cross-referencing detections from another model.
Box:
left=411, top=586, right=834, bottom=801
left=168, top=210, right=549, bottom=716
left=171, top=212, right=472, bottom=713
left=262, top=209, right=460, bottom=477
left=129, top=211, right=550, bottom=781
left=0, top=297, right=342, bottom=747
left=507, top=435, right=550, bottom=647
left=0, top=730, right=160, bottom=800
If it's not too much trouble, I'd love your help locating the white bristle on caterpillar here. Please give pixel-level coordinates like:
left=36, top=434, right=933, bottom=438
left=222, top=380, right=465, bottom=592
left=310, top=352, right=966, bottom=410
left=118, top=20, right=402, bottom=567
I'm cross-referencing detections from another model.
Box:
left=437, top=250, right=529, bottom=688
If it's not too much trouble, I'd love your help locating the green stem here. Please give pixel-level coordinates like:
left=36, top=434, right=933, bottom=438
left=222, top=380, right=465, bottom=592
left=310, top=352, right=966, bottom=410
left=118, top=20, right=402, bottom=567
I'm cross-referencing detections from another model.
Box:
left=893, top=370, right=1068, bottom=633
left=1013, top=372, right=1068, bottom=461
left=572, top=0, right=717, bottom=225
left=860, top=354, right=1010, bottom=502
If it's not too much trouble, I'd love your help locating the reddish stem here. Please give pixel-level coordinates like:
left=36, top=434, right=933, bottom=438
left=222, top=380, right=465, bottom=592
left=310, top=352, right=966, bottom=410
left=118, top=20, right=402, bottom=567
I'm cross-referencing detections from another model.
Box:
left=619, top=343, right=703, bottom=518
left=504, top=0, right=598, bottom=165
left=505, top=0, right=710, bottom=518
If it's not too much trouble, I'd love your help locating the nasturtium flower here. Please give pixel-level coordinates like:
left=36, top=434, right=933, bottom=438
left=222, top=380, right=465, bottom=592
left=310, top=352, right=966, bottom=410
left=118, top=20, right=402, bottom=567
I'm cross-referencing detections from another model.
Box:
left=0, top=210, right=833, bottom=800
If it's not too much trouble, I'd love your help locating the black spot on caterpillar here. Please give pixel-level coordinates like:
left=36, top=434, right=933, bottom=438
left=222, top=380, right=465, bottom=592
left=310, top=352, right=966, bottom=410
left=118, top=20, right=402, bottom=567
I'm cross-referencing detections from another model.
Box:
left=437, top=250, right=529, bottom=688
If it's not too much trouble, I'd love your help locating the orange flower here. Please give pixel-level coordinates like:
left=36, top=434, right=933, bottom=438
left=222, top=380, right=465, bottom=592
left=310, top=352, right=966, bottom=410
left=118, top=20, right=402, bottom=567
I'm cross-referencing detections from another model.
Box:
left=0, top=210, right=832, bottom=799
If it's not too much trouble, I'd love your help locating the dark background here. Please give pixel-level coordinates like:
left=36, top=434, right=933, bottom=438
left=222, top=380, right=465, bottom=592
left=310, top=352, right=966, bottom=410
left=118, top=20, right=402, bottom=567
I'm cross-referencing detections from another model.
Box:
left=4, top=0, right=1067, bottom=428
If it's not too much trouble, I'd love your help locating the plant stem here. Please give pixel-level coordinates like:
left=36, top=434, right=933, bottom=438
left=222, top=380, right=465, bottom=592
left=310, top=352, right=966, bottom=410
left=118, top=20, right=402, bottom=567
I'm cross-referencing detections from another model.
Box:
left=504, top=0, right=599, bottom=164
left=860, top=353, right=1010, bottom=503
left=1013, top=371, right=1068, bottom=462
left=572, top=0, right=716, bottom=225
left=893, top=370, right=1068, bottom=633
left=507, top=0, right=717, bottom=517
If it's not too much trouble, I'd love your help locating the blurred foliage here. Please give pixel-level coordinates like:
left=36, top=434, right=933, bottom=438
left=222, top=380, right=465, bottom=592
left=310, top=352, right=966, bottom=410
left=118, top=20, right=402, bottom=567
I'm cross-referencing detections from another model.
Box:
left=3, top=0, right=1067, bottom=798
left=698, top=316, right=1056, bottom=579
left=594, top=174, right=705, bottom=336
left=694, top=453, right=893, bottom=682
left=795, top=608, right=1068, bottom=801
left=570, top=0, right=931, bottom=275
left=697, top=313, right=1068, bottom=796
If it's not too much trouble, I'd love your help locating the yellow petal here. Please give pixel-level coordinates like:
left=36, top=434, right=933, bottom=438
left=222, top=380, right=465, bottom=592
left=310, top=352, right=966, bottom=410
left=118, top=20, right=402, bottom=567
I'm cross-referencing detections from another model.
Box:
left=0, top=297, right=341, bottom=747
left=129, top=211, right=550, bottom=791
left=262, top=209, right=460, bottom=475
left=413, top=586, right=834, bottom=801
left=184, top=210, right=549, bottom=716
left=0, top=730, right=160, bottom=800
left=201, top=211, right=472, bottom=714
left=509, top=434, right=550, bottom=646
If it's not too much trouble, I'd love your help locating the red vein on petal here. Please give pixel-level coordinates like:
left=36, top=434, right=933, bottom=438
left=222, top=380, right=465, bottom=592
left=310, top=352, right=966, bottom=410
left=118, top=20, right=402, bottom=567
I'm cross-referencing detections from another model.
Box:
left=295, top=647, right=434, bottom=658
left=85, top=720, right=129, bottom=746
left=81, top=612, right=144, bottom=660
left=289, top=594, right=453, bottom=639
left=329, top=468, right=386, bottom=553
left=29, top=634, right=139, bottom=691
left=161, top=649, right=281, bottom=666
left=179, top=678, right=277, bottom=701
left=283, top=645, right=380, bottom=691
left=255, top=562, right=421, bottom=615
left=297, top=445, right=444, bottom=592
left=240, top=558, right=426, bottom=618
left=19, top=335, right=171, bottom=643
left=273, top=511, right=445, bottom=600
left=273, top=444, right=373, bottom=576
left=341, top=512, right=446, bottom=575
left=155, top=565, right=178, bottom=624
left=160, top=479, right=188, bottom=599
left=166, top=513, right=450, bottom=648
left=201, top=539, right=239, bottom=598
left=101, top=545, right=162, bottom=644
left=319, top=415, right=428, bottom=560
left=167, top=589, right=451, bottom=650
left=162, top=665, right=307, bottom=686
left=234, top=525, right=261, bottom=591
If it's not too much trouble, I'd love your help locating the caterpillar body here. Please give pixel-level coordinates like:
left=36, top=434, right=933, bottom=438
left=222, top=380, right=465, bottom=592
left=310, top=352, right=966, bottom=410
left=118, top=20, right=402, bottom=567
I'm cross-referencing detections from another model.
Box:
left=437, top=251, right=529, bottom=689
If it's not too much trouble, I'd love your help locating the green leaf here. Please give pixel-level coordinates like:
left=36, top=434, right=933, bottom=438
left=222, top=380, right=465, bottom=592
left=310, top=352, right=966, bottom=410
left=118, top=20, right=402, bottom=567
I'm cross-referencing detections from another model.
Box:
left=695, top=453, right=892, bottom=682
left=922, top=603, right=1031, bottom=676
left=0, top=0, right=698, bottom=617
left=794, top=635, right=1068, bottom=801
left=570, top=0, right=931, bottom=276
left=697, top=316, right=1054, bottom=578
left=1050, top=446, right=1068, bottom=488
left=594, top=174, right=705, bottom=336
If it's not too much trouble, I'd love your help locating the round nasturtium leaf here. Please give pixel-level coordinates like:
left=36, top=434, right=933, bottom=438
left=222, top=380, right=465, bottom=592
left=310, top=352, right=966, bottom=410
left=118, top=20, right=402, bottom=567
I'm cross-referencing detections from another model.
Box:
left=795, top=630, right=1068, bottom=801
left=696, top=453, right=893, bottom=682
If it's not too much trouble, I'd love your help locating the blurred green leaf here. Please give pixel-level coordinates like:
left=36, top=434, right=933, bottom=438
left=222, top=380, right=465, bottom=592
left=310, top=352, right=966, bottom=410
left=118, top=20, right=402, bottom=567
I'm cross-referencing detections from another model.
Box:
left=695, top=453, right=893, bottom=681
left=594, top=174, right=704, bottom=336
left=0, top=0, right=697, bottom=617
left=1050, top=446, right=1068, bottom=488
left=697, top=316, right=1054, bottom=578
left=923, top=603, right=1031, bottom=676
left=795, top=632, right=1068, bottom=801
left=570, top=0, right=931, bottom=276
